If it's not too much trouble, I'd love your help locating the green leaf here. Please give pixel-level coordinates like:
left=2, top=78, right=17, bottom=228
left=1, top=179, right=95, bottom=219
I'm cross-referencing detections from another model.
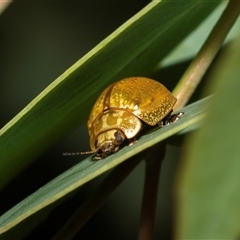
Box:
left=0, top=0, right=219, bottom=189
left=0, top=96, right=209, bottom=234
left=175, top=37, right=240, bottom=238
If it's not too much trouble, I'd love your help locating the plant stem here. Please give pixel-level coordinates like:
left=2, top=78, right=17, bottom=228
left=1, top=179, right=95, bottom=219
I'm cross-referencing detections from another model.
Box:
left=173, top=0, right=240, bottom=110
left=138, top=142, right=166, bottom=240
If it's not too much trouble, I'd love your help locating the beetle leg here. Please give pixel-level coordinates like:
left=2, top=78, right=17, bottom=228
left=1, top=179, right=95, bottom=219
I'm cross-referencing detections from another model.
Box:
left=129, top=137, right=138, bottom=146
left=163, top=111, right=184, bottom=126
left=93, top=155, right=102, bottom=160
left=93, top=152, right=107, bottom=160
left=157, top=121, right=164, bottom=128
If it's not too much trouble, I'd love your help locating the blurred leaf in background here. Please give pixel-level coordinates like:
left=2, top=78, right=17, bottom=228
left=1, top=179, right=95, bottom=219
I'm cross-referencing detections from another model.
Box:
left=176, top=35, right=240, bottom=239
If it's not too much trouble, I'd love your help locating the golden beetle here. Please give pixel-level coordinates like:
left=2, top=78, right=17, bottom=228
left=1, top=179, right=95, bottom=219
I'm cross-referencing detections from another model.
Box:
left=86, top=76, right=183, bottom=159
left=65, top=77, right=182, bottom=159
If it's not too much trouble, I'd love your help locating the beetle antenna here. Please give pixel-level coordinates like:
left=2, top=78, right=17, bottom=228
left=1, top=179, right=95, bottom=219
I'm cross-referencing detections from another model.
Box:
left=63, top=150, right=96, bottom=156
left=80, top=150, right=96, bottom=155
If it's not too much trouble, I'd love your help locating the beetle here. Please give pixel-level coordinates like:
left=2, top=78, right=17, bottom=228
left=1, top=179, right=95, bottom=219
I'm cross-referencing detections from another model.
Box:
left=64, top=77, right=183, bottom=159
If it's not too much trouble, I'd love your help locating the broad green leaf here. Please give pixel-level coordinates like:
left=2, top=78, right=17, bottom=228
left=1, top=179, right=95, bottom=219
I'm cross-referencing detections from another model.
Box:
left=175, top=37, right=240, bottom=238
left=0, top=0, right=219, bottom=189
left=0, top=96, right=209, bottom=234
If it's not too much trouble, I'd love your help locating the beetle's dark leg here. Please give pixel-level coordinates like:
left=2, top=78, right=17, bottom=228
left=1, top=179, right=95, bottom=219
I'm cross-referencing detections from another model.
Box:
left=93, top=154, right=102, bottom=160
left=162, top=111, right=184, bottom=126
left=129, top=137, right=138, bottom=146
left=93, top=150, right=107, bottom=160
left=157, top=120, right=164, bottom=128
left=168, top=112, right=183, bottom=124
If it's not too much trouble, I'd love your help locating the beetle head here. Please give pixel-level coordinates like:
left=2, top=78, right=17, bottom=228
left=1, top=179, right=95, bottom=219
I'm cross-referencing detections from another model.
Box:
left=63, top=129, right=125, bottom=160
left=95, top=129, right=125, bottom=158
